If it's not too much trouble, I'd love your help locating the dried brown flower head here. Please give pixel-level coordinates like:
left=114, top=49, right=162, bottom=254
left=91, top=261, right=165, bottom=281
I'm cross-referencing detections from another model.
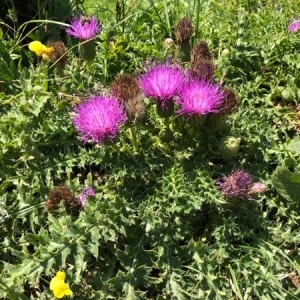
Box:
left=189, top=59, right=215, bottom=81
left=110, top=74, right=145, bottom=121
left=175, top=18, right=194, bottom=44
left=191, top=40, right=212, bottom=62
left=218, top=87, right=239, bottom=114
left=45, top=185, right=75, bottom=213
left=47, top=40, right=68, bottom=69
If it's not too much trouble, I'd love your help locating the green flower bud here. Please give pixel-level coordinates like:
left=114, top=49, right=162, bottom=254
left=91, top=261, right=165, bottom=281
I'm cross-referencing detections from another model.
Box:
left=218, top=136, right=241, bottom=158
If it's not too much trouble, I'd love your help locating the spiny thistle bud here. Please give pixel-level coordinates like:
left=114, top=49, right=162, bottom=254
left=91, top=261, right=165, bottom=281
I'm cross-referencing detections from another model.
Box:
left=218, top=170, right=253, bottom=200
left=110, top=74, right=145, bottom=121
left=218, top=136, right=241, bottom=158
left=47, top=40, right=68, bottom=70
left=249, top=182, right=266, bottom=195
left=189, top=59, right=215, bottom=81
left=175, top=18, right=194, bottom=44
left=191, top=40, right=212, bottom=62
left=218, top=87, right=239, bottom=114
left=45, top=185, right=76, bottom=213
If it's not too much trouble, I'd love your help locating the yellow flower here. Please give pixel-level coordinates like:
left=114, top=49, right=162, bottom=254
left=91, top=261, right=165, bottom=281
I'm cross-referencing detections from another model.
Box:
left=28, top=41, right=54, bottom=58
left=50, top=271, right=72, bottom=298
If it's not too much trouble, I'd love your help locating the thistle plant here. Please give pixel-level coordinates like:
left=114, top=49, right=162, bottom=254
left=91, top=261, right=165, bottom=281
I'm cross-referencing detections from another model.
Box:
left=73, top=95, right=127, bottom=144
left=66, top=16, right=101, bottom=61
left=139, top=62, right=185, bottom=118
left=288, top=20, right=300, bottom=32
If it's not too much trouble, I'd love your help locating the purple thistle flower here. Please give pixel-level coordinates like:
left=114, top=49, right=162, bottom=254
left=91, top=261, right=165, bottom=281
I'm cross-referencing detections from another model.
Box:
left=218, top=170, right=253, bottom=200
left=139, top=64, right=185, bottom=105
left=66, top=16, right=101, bottom=40
left=83, top=187, right=95, bottom=196
left=73, top=95, right=127, bottom=144
left=77, top=186, right=95, bottom=207
left=288, top=20, right=300, bottom=32
left=177, top=80, right=224, bottom=116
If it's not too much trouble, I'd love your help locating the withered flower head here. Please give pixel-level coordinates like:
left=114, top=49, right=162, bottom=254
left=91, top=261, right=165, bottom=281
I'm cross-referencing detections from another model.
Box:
left=110, top=74, right=145, bottom=121
left=217, top=87, right=239, bottom=114
left=191, top=40, right=212, bottom=62
left=110, top=74, right=141, bottom=102
left=45, top=185, right=76, bottom=213
left=175, top=18, right=194, bottom=44
left=189, top=59, right=215, bottom=81
left=218, top=170, right=253, bottom=200
left=47, top=41, right=68, bottom=69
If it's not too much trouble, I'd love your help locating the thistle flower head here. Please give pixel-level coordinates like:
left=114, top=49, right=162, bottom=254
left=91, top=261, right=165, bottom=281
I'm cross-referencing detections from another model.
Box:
left=218, top=170, right=253, bottom=200
left=66, top=16, right=101, bottom=40
left=177, top=80, right=224, bottom=116
left=175, top=18, right=194, bottom=44
left=139, top=63, right=185, bottom=105
left=288, top=20, right=300, bottom=32
left=110, top=74, right=141, bottom=102
left=111, top=74, right=145, bottom=121
left=249, top=182, right=266, bottom=194
left=217, top=87, right=239, bottom=114
left=73, top=95, right=127, bottom=144
left=189, top=59, right=215, bottom=81
left=77, top=187, right=95, bottom=207
left=47, top=40, right=68, bottom=69
left=191, top=40, right=212, bottom=62
left=45, top=186, right=75, bottom=212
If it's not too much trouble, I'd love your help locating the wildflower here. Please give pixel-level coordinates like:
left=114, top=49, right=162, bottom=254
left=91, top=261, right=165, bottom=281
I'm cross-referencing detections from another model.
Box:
left=217, top=87, right=239, bottom=114
left=288, top=20, right=300, bottom=32
left=47, top=40, right=68, bottom=70
left=139, top=63, right=185, bottom=105
left=28, top=41, right=54, bottom=60
left=45, top=186, right=75, bottom=213
left=77, top=186, right=95, bottom=207
left=66, top=16, right=101, bottom=40
left=249, top=182, right=266, bottom=194
left=73, top=95, right=127, bottom=144
left=189, top=59, right=215, bottom=81
left=175, top=18, right=194, bottom=44
left=110, top=74, right=145, bottom=121
left=50, top=271, right=72, bottom=298
left=177, top=80, right=224, bottom=116
left=191, top=40, right=212, bottom=62
left=218, top=170, right=253, bottom=200
left=66, top=16, right=101, bottom=60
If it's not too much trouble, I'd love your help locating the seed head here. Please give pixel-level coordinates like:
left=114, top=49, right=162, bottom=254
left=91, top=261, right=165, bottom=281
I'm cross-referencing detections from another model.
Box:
left=191, top=40, right=212, bottom=62
left=189, top=59, right=215, bottom=81
left=47, top=40, right=68, bottom=69
left=175, top=18, right=194, bottom=44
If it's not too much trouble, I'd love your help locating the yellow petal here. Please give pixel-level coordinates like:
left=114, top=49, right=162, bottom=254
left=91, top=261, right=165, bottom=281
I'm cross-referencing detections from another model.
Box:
left=43, top=46, right=54, bottom=54
left=42, top=53, right=50, bottom=60
left=64, top=288, right=72, bottom=296
left=50, top=278, right=63, bottom=290
left=56, top=271, right=66, bottom=280
left=53, top=289, right=65, bottom=299
left=28, top=41, right=43, bottom=56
